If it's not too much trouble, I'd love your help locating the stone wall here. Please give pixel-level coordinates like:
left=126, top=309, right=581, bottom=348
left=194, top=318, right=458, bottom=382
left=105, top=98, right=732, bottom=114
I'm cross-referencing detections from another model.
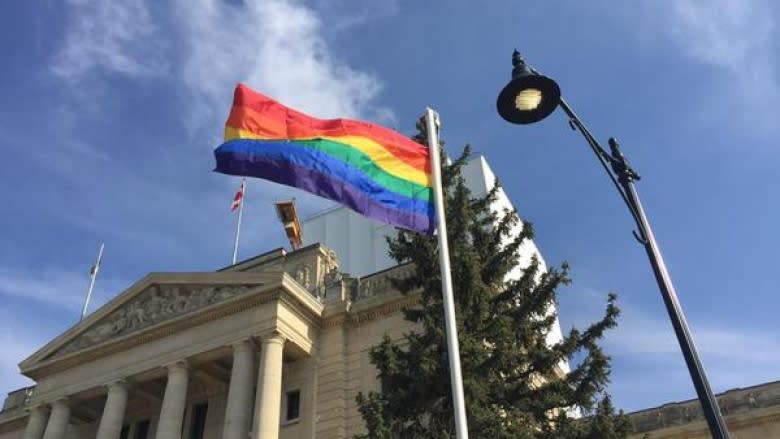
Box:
left=628, top=380, right=780, bottom=438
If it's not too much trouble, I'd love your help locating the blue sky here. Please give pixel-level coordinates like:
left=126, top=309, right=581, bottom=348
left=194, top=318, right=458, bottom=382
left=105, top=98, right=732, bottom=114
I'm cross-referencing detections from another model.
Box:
left=1, top=0, right=778, bottom=413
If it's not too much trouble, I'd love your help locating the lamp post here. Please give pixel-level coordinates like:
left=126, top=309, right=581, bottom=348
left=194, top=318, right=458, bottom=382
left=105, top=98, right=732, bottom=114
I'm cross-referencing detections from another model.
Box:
left=496, top=50, right=731, bottom=439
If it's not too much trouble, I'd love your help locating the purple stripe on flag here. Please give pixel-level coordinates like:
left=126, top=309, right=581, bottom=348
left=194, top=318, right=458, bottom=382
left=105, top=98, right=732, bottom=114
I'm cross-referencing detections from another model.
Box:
left=214, top=149, right=436, bottom=235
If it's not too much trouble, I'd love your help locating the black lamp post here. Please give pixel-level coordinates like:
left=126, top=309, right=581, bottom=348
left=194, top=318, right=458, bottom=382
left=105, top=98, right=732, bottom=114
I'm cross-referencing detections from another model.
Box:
left=496, top=50, right=732, bottom=439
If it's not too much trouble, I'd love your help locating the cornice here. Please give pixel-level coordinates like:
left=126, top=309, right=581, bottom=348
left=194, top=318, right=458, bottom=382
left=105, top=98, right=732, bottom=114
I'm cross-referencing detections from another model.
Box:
left=21, top=272, right=285, bottom=370
left=25, top=287, right=284, bottom=379
left=629, top=380, right=780, bottom=435
left=21, top=272, right=328, bottom=380
left=319, top=290, right=421, bottom=330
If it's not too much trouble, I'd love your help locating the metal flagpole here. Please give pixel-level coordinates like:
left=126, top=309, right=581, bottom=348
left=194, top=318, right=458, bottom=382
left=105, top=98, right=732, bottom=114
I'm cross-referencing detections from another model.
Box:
left=425, top=108, right=470, bottom=439
left=80, top=242, right=104, bottom=321
left=232, top=178, right=246, bottom=265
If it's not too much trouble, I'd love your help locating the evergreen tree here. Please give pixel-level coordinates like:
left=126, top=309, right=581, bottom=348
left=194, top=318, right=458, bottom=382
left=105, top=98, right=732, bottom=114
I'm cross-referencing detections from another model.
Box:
left=356, top=122, right=631, bottom=439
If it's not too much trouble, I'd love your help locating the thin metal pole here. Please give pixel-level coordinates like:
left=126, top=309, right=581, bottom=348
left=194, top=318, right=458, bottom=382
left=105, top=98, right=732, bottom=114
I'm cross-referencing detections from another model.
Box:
left=425, top=107, right=470, bottom=439
left=617, top=163, right=731, bottom=439
left=81, top=242, right=104, bottom=321
left=232, top=179, right=245, bottom=265
left=555, top=95, right=731, bottom=438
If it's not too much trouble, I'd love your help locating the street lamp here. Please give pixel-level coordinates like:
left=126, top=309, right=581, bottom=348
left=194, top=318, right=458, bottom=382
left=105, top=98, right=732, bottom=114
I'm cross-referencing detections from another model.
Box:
left=496, top=50, right=732, bottom=439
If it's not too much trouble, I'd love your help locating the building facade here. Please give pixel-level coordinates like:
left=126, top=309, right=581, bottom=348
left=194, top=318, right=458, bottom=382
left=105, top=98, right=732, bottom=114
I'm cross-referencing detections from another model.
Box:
left=0, top=156, right=569, bottom=439
left=0, top=244, right=421, bottom=439
left=627, top=380, right=780, bottom=439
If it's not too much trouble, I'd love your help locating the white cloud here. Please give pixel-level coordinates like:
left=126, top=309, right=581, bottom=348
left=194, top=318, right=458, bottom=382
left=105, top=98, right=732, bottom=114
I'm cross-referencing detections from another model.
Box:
left=0, top=268, right=86, bottom=310
left=36, top=0, right=393, bottom=273
left=44, top=0, right=395, bottom=243
left=0, top=267, right=128, bottom=313
left=666, top=0, right=774, bottom=69
left=50, top=0, right=393, bottom=130
left=561, top=286, right=780, bottom=408
left=175, top=0, right=392, bottom=140
left=169, top=0, right=396, bottom=244
left=606, top=301, right=780, bottom=367
left=0, top=268, right=136, bottom=397
left=50, top=0, right=168, bottom=80
left=642, top=0, right=779, bottom=136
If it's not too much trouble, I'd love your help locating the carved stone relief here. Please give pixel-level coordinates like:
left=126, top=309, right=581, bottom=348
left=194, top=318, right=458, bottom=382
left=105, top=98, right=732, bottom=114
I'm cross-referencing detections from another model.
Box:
left=294, top=264, right=313, bottom=290
left=628, top=380, right=780, bottom=435
left=53, top=284, right=255, bottom=358
left=353, top=264, right=414, bottom=301
left=316, top=250, right=343, bottom=301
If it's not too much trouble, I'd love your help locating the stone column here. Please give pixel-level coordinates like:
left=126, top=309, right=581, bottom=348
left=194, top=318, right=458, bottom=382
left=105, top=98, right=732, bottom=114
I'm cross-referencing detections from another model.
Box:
left=41, top=399, right=70, bottom=439
left=222, top=339, right=255, bottom=439
left=96, top=380, right=128, bottom=439
left=252, top=334, right=285, bottom=439
left=22, top=405, right=48, bottom=439
left=154, top=361, right=189, bottom=439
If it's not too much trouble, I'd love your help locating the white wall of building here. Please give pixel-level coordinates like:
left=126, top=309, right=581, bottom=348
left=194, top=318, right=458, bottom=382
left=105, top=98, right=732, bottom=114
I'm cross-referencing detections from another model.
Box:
left=301, top=206, right=396, bottom=278
left=301, top=156, right=567, bottom=357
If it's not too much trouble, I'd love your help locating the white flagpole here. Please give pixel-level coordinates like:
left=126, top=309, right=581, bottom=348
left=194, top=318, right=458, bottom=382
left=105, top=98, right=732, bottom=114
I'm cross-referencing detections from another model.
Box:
left=425, top=108, right=469, bottom=439
left=232, top=178, right=246, bottom=265
left=80, top=242, right=104, bottom=321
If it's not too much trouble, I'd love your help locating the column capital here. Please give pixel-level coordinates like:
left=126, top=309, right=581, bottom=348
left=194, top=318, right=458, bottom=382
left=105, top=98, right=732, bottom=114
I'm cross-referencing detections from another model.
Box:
left=230, top=338, right=255, bottom=352
left=50, top=397, right=69, bottom=407
left=25, top=403, right=49, bottom=415
left=106, top=379, right=128, bottom=391
left=163, top=359, right=188, bottom=372
left=261, top=333, right=286, bottom=346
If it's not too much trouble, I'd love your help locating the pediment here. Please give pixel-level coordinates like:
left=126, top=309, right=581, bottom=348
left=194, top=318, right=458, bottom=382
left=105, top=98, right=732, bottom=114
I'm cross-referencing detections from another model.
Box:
left=20, top=272, right=288, bottom=374
left=54, top=283, right=255, bottom=358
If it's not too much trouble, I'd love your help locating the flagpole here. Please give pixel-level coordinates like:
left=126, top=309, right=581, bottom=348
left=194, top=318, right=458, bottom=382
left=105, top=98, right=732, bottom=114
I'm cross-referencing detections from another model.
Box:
left=425, top=108, right=469, bottom=439
left=80, top=242, right=104, bottom=321
left=232, top=178, right=246, bottom=265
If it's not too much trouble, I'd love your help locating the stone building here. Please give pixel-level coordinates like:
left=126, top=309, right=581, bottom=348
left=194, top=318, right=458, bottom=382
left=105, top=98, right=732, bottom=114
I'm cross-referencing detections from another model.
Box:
left=0, top=244, right=424, bottom=439
left=0, top=156, right=563, bottom=439
left=627, top=380, right=780, bottom=439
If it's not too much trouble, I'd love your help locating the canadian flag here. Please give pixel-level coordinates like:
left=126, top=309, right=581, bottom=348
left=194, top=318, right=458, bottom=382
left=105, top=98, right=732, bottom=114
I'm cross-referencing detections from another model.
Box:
left=230, top=178, right=246, bottom=211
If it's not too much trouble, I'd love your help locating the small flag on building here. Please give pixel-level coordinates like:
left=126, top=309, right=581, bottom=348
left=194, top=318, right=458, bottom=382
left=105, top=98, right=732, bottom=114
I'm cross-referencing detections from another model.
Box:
left=213, top=84, right=435, bottom=235
left=88, top=242, right=104, bottom=276
left=230, top=178, right=246, bottom=212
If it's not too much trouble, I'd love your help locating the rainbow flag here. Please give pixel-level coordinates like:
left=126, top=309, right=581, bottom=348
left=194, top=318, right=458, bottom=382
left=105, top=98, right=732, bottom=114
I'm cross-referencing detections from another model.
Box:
left=213, top=84, right=435, bottom=235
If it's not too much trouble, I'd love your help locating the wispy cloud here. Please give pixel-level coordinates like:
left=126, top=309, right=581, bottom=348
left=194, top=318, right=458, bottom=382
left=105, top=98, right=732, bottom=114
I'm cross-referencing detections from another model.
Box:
left=0, top=267, right=136, bottom=397
left=642, top=0, right=779, bottom=136
left=606, top=299, right=780, bottom=368
left=50, top=0, right=393, bottom=130
left=174, top=0, right=393, bottom=140
left=0, top=268, right=125, bottom=394
left=560, top=286, right=780, bottom=409
left=0, top=267, right=128, bottom=312
left=666, top=0, right=774, bottom=69
left=50, top=0, right=168, bottom=80
left=37, top=0, right=398, bottom=259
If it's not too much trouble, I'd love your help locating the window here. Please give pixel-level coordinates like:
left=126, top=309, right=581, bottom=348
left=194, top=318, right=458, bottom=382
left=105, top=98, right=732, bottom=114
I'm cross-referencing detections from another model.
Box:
left=135, top=420, right=150, bottom=439
left=285, top=389, right=301, bottom=421
left=189, top=403, right=209, bottom=439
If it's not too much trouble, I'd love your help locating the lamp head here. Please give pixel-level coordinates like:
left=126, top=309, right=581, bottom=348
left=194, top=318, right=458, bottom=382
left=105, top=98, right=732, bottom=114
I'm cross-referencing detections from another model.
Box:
left=497, top=50, right=561, bottom=124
